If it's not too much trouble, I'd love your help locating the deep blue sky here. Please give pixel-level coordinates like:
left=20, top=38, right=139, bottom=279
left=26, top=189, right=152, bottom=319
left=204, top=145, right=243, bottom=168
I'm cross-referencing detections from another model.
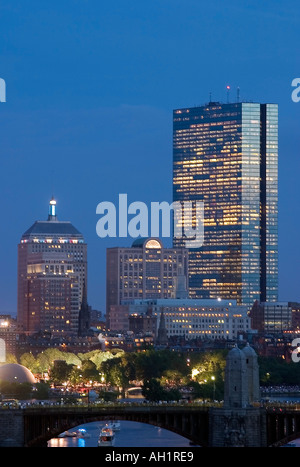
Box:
left=0, top=0, right=299, bottom=315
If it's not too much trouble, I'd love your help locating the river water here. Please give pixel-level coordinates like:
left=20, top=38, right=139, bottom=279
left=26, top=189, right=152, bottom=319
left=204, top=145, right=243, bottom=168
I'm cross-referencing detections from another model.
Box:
left=47, top=420, right=194, bottom=448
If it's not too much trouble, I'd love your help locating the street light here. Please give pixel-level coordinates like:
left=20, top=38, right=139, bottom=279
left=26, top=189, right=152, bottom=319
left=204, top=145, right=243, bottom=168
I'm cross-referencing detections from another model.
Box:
left=211, top=376, right=216, bottom=401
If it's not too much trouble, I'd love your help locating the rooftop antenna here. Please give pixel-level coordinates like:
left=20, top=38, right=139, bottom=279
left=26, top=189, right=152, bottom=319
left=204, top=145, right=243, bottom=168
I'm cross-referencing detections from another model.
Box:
left=226, top=85, right=230, bottom=103
left=209, top=91, right=212, bottom=103
left=237, top=86, right=240, bottom=103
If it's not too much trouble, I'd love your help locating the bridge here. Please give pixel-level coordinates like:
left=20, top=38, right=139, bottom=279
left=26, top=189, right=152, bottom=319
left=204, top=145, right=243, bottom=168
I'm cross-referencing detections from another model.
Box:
left=265, top=406, right=300, bottom=446
left=1, top=404, right=209, bottom=447
left=1, top=403, right=300, bottom=447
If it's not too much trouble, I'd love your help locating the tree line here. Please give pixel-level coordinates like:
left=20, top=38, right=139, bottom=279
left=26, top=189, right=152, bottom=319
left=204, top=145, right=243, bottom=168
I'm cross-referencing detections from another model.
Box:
left=2, top=348, right=300, bottom=402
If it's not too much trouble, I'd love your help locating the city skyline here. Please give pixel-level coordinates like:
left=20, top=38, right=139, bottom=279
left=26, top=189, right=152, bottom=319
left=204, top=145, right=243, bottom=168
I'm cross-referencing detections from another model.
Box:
left=0, top=1, right=299, bottom=315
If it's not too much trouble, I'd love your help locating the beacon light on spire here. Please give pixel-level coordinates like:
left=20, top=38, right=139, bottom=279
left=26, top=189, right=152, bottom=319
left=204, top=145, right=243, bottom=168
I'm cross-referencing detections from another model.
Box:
left=48, top=198, right=57, bottom=220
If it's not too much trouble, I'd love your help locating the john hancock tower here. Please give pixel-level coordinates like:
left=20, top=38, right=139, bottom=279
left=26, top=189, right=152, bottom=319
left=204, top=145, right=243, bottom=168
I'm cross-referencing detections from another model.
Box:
left=173, top=101, right=278, bottom=308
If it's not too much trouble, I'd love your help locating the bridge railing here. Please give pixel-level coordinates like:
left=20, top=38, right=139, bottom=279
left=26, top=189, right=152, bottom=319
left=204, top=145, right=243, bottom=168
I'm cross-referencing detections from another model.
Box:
left=0, top=400, right=221, bottom=411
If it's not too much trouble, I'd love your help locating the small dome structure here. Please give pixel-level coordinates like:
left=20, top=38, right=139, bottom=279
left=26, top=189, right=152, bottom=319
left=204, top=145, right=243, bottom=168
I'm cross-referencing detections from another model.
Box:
left=226, top=344, right=246, bottom=366
left=0, top=363, right=36, bottom=384
left=131, top=237, right=163, bottom=249
left=242, top=342, right=257, bottom=357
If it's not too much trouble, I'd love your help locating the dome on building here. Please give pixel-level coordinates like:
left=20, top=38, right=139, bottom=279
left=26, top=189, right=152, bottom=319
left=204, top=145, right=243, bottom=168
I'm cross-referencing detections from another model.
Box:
left=226, top=344, right=246, bottom=362
left=242, top=343, right=257, bottom=357
left=131, top=237, right=163, bottom=249
left=0, top=363, right=36, bottom=384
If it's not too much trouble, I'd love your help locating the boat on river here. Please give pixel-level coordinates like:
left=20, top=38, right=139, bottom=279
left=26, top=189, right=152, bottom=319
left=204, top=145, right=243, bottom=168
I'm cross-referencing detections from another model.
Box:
left=97, top=427, right=115, bottom=446
left=58, top=431, right=77, bottom=438
left=106, top=421, right=121, bottom=432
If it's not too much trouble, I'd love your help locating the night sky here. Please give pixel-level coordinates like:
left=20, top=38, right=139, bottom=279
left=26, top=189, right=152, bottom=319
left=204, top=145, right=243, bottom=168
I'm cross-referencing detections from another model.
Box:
left=0, top=0, right=299, bottom=315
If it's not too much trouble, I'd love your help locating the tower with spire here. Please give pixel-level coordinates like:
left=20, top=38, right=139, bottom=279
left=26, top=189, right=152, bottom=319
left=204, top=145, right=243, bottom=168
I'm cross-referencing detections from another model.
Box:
left=78, top=282, right=91, bottom=337
left=156, top=311, right=168, bottom=347
left=17, top=198, right=87, bottom=336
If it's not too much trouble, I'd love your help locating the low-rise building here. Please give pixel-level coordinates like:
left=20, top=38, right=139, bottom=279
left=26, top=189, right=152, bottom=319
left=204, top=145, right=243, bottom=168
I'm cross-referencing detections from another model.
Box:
left=125, top=298, right=251, bottom=341
left=250, top=301, right=292, bottom=333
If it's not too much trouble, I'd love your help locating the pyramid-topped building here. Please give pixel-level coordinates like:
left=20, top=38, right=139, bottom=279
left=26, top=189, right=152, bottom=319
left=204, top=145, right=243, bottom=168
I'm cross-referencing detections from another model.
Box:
left=17, top=198, right=87, bottom=336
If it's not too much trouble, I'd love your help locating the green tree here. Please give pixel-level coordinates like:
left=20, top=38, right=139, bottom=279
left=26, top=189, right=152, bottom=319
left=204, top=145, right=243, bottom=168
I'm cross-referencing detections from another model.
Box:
left=161, top=369, right=185, bottom=387
left=81, top=360, right=99, bottom=383
left=189, top=350, right=226, bottom=384
left=100, top=354, right=135, bottom=396
left=165, top=387, right=181, bottom=402
left=20, top=352, right=39, bottom=373
left=0, top=381, right=33, bottom=400
left=258, top=356, right=300, bottom=386
left=142, top=378, right=181, bottom=402
left=68, top=366, right=83, bottom=386
left=142, top=378, right=166, bottom=402
left=35, top=348, right=81, bottom=374
left=34, top=382, right=50, bottom=400
left=78, top=349, right=118, bottom=370
left=5, top=353, right=18, bottom=364
left=48, top=360, right=73, bottom=385
left=134, top=350, right=172, bottom=380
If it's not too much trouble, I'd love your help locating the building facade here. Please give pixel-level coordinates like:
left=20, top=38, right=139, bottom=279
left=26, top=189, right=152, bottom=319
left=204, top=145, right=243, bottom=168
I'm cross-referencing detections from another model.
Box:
left=106, top=237, right=188, bottom=330
left=17, top=198, right=87, bottom=336
left=173, top=101, right=278, bottom=308
left=289, top=302, right=300, bottom=330
left=128, top=312, right=157, bottom=337
left=0, top=316, right=18, bottom=360
left=250, top=301, right=292, bottom=333
left=126, top=298, right=251, bottom=341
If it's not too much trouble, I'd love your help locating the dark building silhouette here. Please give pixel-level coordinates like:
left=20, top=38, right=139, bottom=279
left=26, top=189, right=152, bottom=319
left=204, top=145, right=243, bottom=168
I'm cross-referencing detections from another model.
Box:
left=78, top=282, right=91, bottom=337
left=129, top=310, right=157, bottom=336
left=155, top=311, right=168, bottom=347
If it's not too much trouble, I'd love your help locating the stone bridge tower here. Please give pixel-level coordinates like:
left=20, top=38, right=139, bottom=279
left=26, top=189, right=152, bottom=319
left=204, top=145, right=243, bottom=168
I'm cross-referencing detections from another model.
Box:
left=209, top=343, right=266, bottom=447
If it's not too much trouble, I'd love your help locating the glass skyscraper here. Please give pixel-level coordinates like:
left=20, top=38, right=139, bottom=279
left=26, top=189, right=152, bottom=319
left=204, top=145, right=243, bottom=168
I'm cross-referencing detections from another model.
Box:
left=173, top=101, right=278, bottom=308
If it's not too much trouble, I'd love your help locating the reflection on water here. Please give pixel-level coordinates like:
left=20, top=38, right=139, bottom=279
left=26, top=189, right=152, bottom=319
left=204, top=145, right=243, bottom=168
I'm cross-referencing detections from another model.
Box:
left=49, top=437, right=86, bottom=447
left=48, top=421, right=194, bottom=448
